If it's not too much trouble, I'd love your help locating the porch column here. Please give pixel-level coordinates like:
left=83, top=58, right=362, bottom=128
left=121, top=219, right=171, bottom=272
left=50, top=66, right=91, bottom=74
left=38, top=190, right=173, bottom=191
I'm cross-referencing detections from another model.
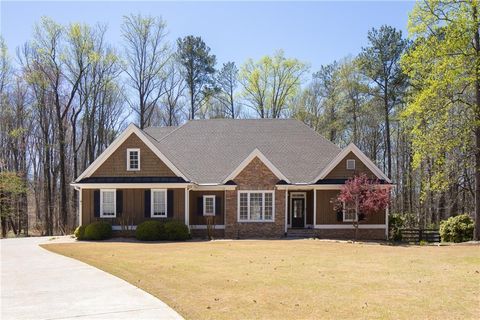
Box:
left=78, top=188, right=82, bottom=227
left=385, top=204, right=389, bottom=240
left=284, top=188, right=288, bottom=233
left=313, top=189, right=317, bottom=228
left=185, top=187, right=190, bottom=229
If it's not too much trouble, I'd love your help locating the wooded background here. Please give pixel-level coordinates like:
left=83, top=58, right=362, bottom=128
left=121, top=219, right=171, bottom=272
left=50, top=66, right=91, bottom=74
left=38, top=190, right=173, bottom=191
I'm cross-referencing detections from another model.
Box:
left=1, top=1, right=479, bottom=239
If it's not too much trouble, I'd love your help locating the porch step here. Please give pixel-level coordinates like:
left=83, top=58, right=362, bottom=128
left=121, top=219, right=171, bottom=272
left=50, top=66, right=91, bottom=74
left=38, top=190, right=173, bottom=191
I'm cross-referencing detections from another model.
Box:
left=286, top=228, right=317, bottom=238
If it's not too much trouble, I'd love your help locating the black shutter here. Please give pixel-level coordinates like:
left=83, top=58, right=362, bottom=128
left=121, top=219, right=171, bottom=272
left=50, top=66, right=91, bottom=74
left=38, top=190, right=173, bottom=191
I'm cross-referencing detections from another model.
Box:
left=167, top=190, right=174, bottom=218
left=144, top=190, right=151, bottom=217
left=336, top=211, right=343, bottom=222
left=197, top=196, right=204, bottom=216
left=116, top=190, right=123, bottom=217
left=93, top=190, right=100, bottom=217
left=215, top=196, right=222, bottom=216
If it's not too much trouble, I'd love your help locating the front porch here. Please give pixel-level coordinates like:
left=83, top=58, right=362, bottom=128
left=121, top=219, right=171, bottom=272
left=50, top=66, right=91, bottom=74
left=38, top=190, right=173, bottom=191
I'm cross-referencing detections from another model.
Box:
left=283, top=188, right=388, bottom=240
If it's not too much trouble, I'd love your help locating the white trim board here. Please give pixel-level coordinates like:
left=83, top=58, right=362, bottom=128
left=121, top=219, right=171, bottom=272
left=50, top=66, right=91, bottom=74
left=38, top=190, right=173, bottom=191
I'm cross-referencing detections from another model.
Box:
left=314, top=224, right=387, bottom=229
left=276, top=185, right=344, bottom=190
left=313, top=143, right=392, bottom=184
left=75, top=123, right=188, bottom=182
left=112, top=225, right=137, bottom=231
left=71, top=183, right=191, bottom=189
left=223, top=148, right=290, bottom=184
left=189, top=225, right=225, bottom=230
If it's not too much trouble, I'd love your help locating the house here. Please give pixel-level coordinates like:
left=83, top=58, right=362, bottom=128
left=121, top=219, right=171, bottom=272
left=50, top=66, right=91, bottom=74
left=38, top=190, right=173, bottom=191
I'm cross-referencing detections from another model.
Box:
left=72, top=119, right=392, bottom=240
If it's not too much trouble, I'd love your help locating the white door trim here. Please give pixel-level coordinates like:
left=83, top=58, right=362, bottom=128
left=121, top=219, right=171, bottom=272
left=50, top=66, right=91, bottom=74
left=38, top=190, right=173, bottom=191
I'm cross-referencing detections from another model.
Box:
left=290, top=192, right=307, bottom=228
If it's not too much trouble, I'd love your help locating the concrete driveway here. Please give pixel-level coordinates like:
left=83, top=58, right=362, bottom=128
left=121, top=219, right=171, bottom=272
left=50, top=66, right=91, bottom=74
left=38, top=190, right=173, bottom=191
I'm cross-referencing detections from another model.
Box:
left=1, top=236, right=183, bottom=320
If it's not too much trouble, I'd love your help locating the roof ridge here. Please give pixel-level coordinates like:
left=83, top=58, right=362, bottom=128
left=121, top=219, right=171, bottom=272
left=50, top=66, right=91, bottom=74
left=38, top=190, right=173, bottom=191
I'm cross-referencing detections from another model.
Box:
left=155, top=121, right=189, bottom=143
left=296, top=120, right=342, bottom=151
left=187, top=118, right=297, bottom=121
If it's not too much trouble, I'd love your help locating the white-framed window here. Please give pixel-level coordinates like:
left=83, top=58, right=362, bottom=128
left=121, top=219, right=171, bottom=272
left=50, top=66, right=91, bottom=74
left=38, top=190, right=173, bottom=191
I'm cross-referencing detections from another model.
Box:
left=127, top=148, right=140, bottom=171
left=343, top=201, right=357, bottom=222
left=346, top=159, right=356, bottom=170
left=151, top=189, right=167, bottom=217
left=237, top=191, right=275, bottom=222
left=203, top=195, right=215, bottom=216
left=100, top=189, right=116, bottom=218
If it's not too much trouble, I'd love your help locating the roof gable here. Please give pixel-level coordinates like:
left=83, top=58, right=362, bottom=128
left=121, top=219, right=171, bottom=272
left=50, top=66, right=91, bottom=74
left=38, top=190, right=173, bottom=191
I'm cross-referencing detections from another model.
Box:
left=314, top=143, right=391, bottom=183
left=223, top=149, right=290, bottom=183
left=75, top=124, right=187, bottom=182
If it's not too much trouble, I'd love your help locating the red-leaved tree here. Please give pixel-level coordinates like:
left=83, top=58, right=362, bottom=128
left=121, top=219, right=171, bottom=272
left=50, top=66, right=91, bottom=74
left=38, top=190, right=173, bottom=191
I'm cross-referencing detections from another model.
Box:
left=334, top=174, right=391, bottom=241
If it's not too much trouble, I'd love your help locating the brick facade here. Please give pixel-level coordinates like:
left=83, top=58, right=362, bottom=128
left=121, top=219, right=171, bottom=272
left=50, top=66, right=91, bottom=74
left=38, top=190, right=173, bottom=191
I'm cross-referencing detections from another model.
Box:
left=224, top=157, right=286, bottom=238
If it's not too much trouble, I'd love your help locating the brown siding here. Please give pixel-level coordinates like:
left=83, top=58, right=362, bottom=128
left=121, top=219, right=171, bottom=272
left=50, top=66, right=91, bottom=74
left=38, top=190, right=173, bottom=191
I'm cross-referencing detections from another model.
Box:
left=315, top=190, right=385, bottom=225
left=81, top=188, right=185, bottom=226
left=91, top=133, right=177, bottom=177
left=81, top=189, right=94, bottom=225
left=189, top=191, right=225, bottom=225
left=225, top=157, right=285, bottom=238
left=324, top=152, right=377, bottom=180
left=306, top=190, right=314, bottom=225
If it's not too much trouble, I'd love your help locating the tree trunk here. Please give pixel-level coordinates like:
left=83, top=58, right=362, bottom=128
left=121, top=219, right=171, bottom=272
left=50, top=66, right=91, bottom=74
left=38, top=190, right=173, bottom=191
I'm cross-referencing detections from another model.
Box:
left=57, top=118, right=68, bottom=233
left=474, top=5, right=480, bottom=240
left=384, top=83, right=392, bottom=179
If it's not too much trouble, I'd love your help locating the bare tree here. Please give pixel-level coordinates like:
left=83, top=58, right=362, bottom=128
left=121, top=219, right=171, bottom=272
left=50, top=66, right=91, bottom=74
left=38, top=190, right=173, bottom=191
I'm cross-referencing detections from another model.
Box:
left=215, top=62, right=239, bottom=118
left=160, top=58, right=186, bottom=126
left=122, top=14, right=169, bottom=129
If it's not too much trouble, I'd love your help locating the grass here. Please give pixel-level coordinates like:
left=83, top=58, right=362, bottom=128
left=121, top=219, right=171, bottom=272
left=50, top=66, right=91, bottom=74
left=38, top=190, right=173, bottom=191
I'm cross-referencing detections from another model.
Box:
left=42, top=240, right=480, bottom=320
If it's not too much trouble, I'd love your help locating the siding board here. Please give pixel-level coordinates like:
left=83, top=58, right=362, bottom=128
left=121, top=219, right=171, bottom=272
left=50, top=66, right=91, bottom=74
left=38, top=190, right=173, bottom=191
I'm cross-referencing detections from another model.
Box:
left=325, top=152, right=377, bottom=180
left=189, top=191, right=225, bottom=225
left=315, top=190, right=385, bottom=225
left=81, top=188, right=185, bottom=226
left=91, top=133, right=176, bottom=177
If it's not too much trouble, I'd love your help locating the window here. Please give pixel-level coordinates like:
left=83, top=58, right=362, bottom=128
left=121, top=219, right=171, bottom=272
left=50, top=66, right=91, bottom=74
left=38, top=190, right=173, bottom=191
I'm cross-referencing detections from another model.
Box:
left=127, top=148, right=140, bottom=171
left=346, top=159, right=356, bottom=170
left=100, top=189, right=116, bottom=218
left=343, top=201, right=357, bottom=222
left=239, top=193, right=248, bottom=221
left=203, top=195, right=215, bottom=216
left=238, top=191, right=275, bottom=222
left=151, top=189, right=167, bottom=217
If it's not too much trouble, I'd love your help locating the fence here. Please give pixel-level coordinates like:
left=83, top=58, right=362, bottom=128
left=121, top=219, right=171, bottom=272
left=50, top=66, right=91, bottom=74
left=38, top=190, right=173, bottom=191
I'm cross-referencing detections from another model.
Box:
left=400, top=228, right=440, bottom=243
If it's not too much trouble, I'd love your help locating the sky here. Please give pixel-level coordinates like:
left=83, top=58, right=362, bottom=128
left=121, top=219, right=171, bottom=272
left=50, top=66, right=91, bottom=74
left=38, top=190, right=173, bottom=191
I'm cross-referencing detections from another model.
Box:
left=1, top=1, right=415, bottom=72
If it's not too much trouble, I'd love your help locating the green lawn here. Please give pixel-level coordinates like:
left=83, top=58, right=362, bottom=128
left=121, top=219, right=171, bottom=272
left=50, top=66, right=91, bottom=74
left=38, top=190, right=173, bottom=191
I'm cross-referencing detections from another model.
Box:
left=42, top=240, right=480, bottom=320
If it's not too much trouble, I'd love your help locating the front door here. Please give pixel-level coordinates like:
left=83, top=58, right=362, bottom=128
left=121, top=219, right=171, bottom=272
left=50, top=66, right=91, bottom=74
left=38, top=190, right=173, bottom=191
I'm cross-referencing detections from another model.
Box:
left=291, top=198, right=305, bottom=228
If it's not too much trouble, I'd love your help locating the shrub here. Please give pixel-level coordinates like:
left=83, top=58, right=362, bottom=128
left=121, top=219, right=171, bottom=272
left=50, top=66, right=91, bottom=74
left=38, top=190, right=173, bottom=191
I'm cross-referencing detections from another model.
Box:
left=84, top=221, right=112, bottom=240
left=136, top=220, right=165, bottom=241
left=389, top=214, right=403, bottom=241
left=164, top=220, right=190, bottom=241
left=74, top=225, right=86, bottom=240
left=439, top=214, right=474, bottom=243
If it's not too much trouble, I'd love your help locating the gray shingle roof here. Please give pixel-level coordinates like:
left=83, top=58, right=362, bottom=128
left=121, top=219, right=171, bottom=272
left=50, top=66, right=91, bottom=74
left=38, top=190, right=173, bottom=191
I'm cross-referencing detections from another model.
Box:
left=144, top=126, right=178, bottom=139
left=145, top=119, right=341, bottom=184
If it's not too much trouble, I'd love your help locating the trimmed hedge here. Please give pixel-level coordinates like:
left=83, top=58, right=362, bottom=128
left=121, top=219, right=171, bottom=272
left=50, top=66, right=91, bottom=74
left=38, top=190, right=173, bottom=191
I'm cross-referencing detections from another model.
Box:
left=136, top=220, right=165, bottom=241
left=84, top=221, right=112, bottom=240
left=135, top=220, right=190, bottom=241
left=74, top=225, right=86, bottom=240
left=439, top=214, right=474, bottom=243
left=164, top=220, right=190, bottom=241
